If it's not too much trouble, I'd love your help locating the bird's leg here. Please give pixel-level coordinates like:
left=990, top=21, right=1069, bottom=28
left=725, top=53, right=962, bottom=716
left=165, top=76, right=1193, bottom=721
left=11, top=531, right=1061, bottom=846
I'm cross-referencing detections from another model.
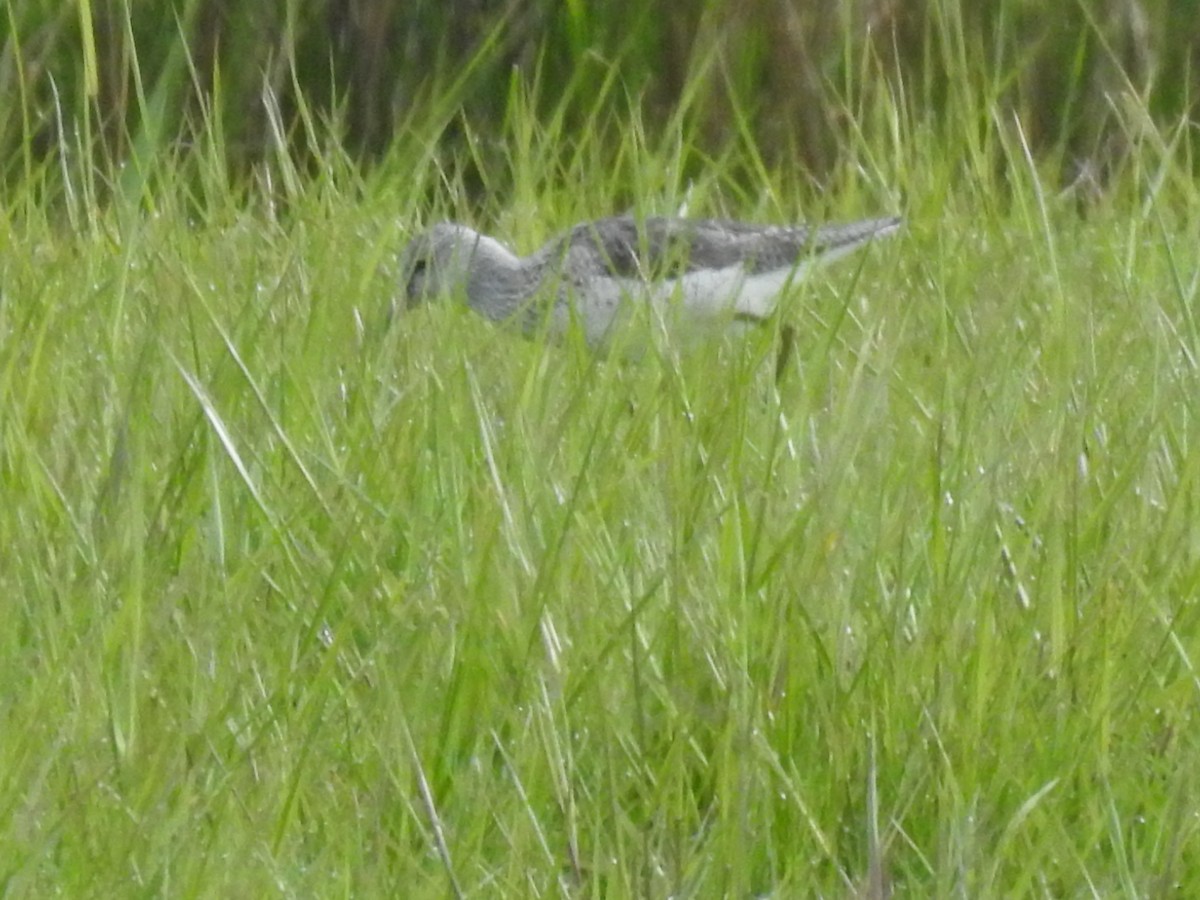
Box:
left=775, top=322, right=796, bottom=386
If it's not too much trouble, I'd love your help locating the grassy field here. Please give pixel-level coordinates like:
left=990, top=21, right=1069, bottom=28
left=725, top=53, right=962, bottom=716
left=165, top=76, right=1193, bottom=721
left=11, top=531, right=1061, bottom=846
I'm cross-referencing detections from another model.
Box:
left=3, top=73, right=1200, bottom=898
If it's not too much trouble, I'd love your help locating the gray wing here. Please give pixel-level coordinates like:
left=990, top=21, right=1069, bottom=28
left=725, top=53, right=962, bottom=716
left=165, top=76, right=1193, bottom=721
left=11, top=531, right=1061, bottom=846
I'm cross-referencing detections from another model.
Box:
left=542, top=214, right=900, bottom=280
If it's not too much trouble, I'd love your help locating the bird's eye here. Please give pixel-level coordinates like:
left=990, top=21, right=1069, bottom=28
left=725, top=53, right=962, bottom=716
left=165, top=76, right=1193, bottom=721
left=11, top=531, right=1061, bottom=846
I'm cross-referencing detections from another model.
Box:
left=405, top=258, right=429, bottom=307
left=407, top=258, right=427, bottom=283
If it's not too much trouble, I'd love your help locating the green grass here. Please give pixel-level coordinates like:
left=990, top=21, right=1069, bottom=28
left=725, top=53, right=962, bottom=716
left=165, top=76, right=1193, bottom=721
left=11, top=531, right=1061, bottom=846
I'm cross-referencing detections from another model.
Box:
left=3, top=69, right=1200, bottom=898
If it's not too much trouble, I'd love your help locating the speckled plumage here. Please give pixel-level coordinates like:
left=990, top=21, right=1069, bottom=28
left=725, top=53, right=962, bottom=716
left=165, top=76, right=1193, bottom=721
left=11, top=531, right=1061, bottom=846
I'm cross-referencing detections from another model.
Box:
left=398, top=214, right=901, bottom=347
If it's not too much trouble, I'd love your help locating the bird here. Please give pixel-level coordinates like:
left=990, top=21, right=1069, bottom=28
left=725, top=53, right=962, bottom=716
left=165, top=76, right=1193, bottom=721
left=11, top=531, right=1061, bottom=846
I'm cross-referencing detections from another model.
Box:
left=397, top=213, right=901, bottom=350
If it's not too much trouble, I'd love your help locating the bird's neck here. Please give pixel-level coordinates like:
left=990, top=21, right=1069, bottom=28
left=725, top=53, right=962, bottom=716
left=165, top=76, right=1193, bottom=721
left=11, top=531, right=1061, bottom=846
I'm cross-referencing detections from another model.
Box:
left=464, top=235, right=538, bottom=323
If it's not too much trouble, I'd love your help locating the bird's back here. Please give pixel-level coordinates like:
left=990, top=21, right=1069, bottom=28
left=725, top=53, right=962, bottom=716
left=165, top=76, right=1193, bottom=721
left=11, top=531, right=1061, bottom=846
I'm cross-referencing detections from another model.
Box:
left=542, top=214, right=901, bottom=282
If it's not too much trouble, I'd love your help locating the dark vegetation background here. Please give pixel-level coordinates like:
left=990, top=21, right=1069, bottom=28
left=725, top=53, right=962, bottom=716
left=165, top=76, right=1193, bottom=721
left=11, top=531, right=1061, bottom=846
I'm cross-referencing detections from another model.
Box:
left=1, top=0, right=1197, bottom=197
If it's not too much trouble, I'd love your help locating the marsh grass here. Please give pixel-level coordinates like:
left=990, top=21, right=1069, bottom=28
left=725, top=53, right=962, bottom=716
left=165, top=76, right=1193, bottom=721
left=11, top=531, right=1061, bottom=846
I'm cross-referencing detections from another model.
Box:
left=3, top=26, right=1200, bottom=899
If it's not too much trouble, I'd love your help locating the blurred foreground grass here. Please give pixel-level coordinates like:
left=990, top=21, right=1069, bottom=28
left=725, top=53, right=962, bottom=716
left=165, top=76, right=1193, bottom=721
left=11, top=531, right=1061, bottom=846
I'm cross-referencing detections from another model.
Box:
left=2, top=31, right=1200, bottom=898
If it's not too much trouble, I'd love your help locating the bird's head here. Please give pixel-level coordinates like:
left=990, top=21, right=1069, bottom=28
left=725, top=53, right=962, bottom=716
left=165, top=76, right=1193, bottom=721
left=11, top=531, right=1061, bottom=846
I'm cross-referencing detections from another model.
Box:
left=399, top=223, right=485, bottom=310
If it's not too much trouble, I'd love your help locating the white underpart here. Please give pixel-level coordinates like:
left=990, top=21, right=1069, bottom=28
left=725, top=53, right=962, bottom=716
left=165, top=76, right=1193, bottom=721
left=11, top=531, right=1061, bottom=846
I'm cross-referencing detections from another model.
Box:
left=564, top=257, right=833, bottom=347
left=671, top=259, right=812, bottom=319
